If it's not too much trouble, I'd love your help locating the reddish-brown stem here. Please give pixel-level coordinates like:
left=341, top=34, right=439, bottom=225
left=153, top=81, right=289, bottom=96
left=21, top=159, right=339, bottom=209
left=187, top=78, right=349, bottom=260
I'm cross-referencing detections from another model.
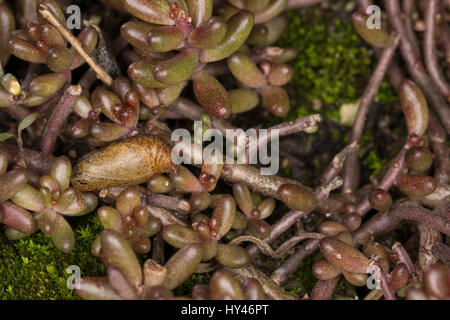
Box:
left=311, top=276, right=340, bottom=300
left=417, top=223, right=442, bottom=268
left=403, top=0, right=422, bottom=58
left=34, top=69, right=71, bottom=121
left=35, top=88, right=66, bottom=119
left=247, top=146, right=352, bottom=266
left=321, top=142, right=359, bottom=186
left=436, top=22, right=450, bottom=72
left=247, top=210, right=308, bottom=258
left=257, top=114, right=322, bottom=150
left=270, top=239, right=321, bottom=285
left=431, top=243, right=450, bottom=264
left=247, top=177, right=343, bottom=260
left=343, top=37, right=400, bottom=193
left=147, top=194, right=190, bottom=212
left=40, top=85, right=82, bottom=154
left=354, top=203, right=450, bottom=246
left=428, top=112, right=450, bottom=185
left=247, top=177, right=343, bottom=258
left=221, top=163, right=308, bottom=200
left=171, top=98, right=321, bottom=148
left=358, top=0, right=405, bottom=89
left=147, top=205, right=188, bottom=227
left=0, top=143, right=55, bottom=175
left=391, top=203, right=450, bottom=235
left=3, top=105, right=32, bottom=121
left=386, top=0, right=450, bottom=134
left=369, top=262, right=397, bottom=300
left=353, top=210, right=395, bottom=245
left=392, top=242, right=416, bottom=275
left=424, top=0, right=450, bottom=100
left=356, top=140, right=410, bottom=216
left=79, top=69, right=98, bottom=90
left=152, top=233, right=165, bottom=265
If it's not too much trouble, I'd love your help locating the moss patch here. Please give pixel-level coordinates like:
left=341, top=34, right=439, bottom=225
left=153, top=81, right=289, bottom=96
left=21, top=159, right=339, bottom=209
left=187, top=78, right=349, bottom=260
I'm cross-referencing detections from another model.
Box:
left=0, top=215, right=104, bottom=300
left=277, top=9, right=372, bottom=109
left=276, top=6, right=398, bottom=126
left=173, top=273, right=209, bottom=297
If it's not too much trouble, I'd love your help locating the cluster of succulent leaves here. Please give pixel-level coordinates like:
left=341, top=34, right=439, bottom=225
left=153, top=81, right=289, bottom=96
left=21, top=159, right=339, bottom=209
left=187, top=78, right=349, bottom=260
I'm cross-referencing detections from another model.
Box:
left=308, top=139, right=442, bottom=299
left=8, top=6, right=98, bottom=73
left=0, top=0, right=448, bottom=300
left=0, top=0, right=298, bottom=299
left=0, top=148, right=99, bottom=248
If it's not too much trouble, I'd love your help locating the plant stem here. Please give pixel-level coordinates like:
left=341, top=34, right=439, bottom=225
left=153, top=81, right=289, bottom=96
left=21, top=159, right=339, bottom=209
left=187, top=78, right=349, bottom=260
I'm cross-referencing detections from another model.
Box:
left=424, top=0, right=450, bottom=100
left=417, top=223, right=442, bottom=268
left=403, top=0, right=422, bottom=58
left=321, top=142, right=358, bottom=186
left=386, top=0, right=450, bottom=134
left=257, top=115, right=322, bottom=150
left=431, top=243, right=450, bottom=265
left=369, top=262, right=397, bottom=300
left=0, top=143, right=55, bottom=175
left=311, top=276, right=339, bottom=300
left=152, top=233, right=165, bottom=265
left=147, top=205, right=188, bottom=227
left=270, top=239, right=321, bottom=285
left=342, top=37, right=400, bottom=193
left=358, top=0, right=404, bottom=89
left=40, top=85, right=82, bottom=154
left=428, top=112, right=450, bottom=185
left=226, top=264, right=299, bottom=300
left=392, top=242, right=416, bottom=274
left=354, top=203, right=450, bottom=246
left=147, top=194, right=191, bottom=212
left=355, top=140, right=411, bottom=216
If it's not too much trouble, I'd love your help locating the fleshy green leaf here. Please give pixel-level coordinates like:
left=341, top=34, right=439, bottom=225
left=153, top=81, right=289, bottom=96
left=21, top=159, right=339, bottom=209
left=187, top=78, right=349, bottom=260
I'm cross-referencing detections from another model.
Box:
left=0, top=132, right=15, bottom=142
left=18, top=112, right=38, bottom=134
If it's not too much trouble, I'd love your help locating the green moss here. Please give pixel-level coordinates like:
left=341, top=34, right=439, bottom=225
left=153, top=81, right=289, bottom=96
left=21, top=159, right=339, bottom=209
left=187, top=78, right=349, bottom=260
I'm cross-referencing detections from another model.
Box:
left=284, top=252, right=325, bottom=297
left=376, top=79, right=398, bottom=107
left=362, top=150, right=388, bottom=177
left=291, top=256, right=316, bottom=295
left=333, top=276, right=358, bottom=300
left=173, top=273, right=209, bottom=297
left=0, top=215, right=104, bottom=300
left=276, top=7, right=398, bottom=128
left=277, top=9, right=372, bottom=110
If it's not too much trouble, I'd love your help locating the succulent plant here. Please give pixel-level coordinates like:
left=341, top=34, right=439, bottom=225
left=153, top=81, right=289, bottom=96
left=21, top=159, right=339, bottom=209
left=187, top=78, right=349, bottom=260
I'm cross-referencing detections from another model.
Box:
left=0, top=152, right=97, bottom=252
left=0, top=0, right=449, bottom=302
